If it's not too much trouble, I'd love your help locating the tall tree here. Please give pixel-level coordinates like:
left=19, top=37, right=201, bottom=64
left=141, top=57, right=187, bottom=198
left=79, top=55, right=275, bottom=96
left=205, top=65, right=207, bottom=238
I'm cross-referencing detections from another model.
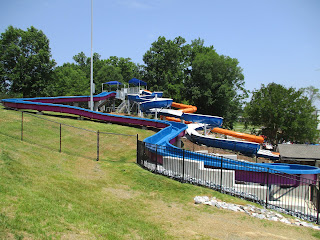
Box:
left=71, top=53, right=142, bottom=92
left=105, top=56, right=143, bottom=83
left=143, top=36, right=189, bottom=102
left=244, top=83, right=319, bottom=145
left=186, top=50, right=246, bottom=128
left=300, top=86, right=320, bottom=106
left=0, top=26, right=56, bottom=97
left=143, top=36, right=246, bottom=127
left=51, top=63, right=88, bottom=96
left=96, top=65, right=123, bottom=91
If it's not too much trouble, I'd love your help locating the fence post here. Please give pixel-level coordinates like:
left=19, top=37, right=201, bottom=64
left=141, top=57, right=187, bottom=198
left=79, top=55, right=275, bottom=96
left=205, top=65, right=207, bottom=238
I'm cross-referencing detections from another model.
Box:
left=182, top=149, right=185, bottom=183
left=255, top=148, right=258, bottom=163
left=220, top=156, right=223, bottom=192
left=155, top=144, right=158, bottom=172
left=265, top=168, right=269, bottom=209
left=136, top=134, right=139, bottom=164
left=21, top=111, right=24, bottom=141
left=97, top=130, right=100, bottom=161
left=317, top=183, right=320, bottom=225
left=59, top=123, right=62, bottom=153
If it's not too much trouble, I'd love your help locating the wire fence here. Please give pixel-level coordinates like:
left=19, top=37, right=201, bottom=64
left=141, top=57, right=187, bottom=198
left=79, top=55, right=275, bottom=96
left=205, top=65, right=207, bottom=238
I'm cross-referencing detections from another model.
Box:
left=3, top=110, right=136, bottom=161
left=137, top=140, right=320, bottom=224
left=3, top=108, right=320, bottom=224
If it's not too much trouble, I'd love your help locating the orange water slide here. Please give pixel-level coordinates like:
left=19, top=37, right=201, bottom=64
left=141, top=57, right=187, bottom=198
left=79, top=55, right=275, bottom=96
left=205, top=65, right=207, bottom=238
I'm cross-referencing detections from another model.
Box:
left=211, top=128, right=264, bottom=143
left=163, top=102, right=265, bottom=144
left=163, top=102, right=197, bottom=123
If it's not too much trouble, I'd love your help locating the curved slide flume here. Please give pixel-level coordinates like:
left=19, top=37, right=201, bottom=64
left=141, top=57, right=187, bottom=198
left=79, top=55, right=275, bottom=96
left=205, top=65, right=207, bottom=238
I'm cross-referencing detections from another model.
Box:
left=2, top=92, right=185, bottom=152
left=2, top=93, right=320, bottom=183
left=186, top=124, right=260, bottom=155
left=211, top=127, right=264, bottom=144
left=164, top=102, right=197, bottom=123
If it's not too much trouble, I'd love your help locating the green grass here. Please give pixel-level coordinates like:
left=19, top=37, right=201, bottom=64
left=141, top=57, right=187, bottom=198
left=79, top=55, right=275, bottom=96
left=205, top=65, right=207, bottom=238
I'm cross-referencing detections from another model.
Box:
left=0, top=106, right=319, bottom=239
left=232, top=122, right=261, bottom=135
left=0, top=107, right=216, bottom=239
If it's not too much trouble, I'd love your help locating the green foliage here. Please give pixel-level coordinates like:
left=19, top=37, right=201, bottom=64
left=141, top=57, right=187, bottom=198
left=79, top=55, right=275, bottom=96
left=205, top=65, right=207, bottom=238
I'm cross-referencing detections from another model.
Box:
left=244, top=83, right=319, bottom=144
left=143, top=36, right=246, bottom=127
left=143, top=36, right=190, bottom=102
left=0, top=26, right=56, bottom=97
left=50, top=63, right=89, bottom=96
left=186, top=50, right=246, bottom=128
left=70, top=52, right=142, bottom=94
left=1, top=25, right=246, bottom=125
left=300, top=86, right=320, bottom=106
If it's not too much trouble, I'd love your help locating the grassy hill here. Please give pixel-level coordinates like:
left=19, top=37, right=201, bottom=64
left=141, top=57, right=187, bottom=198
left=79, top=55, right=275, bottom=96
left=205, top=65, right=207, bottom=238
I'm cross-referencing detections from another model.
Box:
left=0, top=106, right=319, bottom=239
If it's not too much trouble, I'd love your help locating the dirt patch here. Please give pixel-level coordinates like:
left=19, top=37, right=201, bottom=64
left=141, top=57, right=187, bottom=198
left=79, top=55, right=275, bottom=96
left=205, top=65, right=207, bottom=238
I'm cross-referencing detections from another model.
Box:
left=182, top=138, right=273, bottom=164
left=142, top=198, right=318, bottom=240
left=71, top=157, right=107, bottom=181
left=103, top=185, right=141, bottom=199
left=61, top=231, right=95, bottom=240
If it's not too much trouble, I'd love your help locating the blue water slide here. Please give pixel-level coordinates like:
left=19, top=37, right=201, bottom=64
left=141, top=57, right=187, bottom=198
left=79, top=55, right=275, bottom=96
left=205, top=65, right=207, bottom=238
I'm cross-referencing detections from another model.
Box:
left=140, top=99, right=173, bottom=112
left=188, top=133, right=260, bottom=155
left=2, top=92, right=320, bottom=176
left=182, top=113, right=223, bottom=127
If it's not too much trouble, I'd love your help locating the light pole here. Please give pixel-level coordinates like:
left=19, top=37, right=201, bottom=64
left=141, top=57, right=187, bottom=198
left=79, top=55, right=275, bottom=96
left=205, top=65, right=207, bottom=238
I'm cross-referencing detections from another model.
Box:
left=90, top=0, right=94, bottom=111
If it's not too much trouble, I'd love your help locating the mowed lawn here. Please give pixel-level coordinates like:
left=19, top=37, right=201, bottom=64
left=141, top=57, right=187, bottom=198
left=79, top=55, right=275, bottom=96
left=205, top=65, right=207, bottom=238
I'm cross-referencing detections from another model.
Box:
left=0, top=106, right=319, bottom=240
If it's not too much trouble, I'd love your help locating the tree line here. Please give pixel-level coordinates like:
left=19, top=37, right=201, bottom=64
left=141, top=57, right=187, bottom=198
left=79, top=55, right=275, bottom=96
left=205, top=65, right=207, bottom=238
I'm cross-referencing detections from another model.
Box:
left=0, top=26, right=319, bottom=144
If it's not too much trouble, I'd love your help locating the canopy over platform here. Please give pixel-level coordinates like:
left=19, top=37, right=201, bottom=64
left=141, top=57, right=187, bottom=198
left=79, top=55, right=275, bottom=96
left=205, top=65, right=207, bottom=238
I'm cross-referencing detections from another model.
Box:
left=105, top=81, right=123, bottom=85
left=129, top=78, right=147, bottom=86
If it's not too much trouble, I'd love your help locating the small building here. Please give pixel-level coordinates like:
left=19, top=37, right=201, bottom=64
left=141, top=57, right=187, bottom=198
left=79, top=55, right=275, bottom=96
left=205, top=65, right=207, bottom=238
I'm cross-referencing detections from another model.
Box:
left=277, top=144, right=320, bottom=167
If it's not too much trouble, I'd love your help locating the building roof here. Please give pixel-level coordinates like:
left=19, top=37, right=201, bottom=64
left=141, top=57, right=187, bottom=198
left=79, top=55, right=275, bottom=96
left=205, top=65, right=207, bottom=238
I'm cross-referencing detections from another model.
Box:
left=278, top=144, right=320, bottom=160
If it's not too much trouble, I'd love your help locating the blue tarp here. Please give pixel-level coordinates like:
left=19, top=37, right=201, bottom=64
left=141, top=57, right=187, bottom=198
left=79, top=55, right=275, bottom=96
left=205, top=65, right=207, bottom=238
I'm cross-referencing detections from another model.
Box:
left=128, top=78, right=147, bottom=86
left=105, top=81, right=123, bottom=85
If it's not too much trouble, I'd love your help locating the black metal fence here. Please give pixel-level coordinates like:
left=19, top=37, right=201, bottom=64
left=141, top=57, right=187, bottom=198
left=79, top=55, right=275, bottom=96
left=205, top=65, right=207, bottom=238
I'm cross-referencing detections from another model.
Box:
left=137, top=140, right=320, bottom=224
left=3, top=109, right=136, bottom=161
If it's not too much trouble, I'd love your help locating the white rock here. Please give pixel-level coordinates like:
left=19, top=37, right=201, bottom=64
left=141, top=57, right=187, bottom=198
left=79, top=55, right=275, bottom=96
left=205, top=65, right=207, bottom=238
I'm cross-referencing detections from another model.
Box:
left=255, top=214, right=266, bottom=220
left=194, top=196, right=319, bottom=229
left=269, top=216, right=279, bottom=222
left=300, top=222, right=315, bottom=228
left=228, top=205, right=240, bottom=212
left=274, top=213, right=284, bottom=219
left=215, top=202, right=222, bottom=208
left=260, top=209, right=267, bottom=214
left=280, top=218, right=291, bottom=224
left=194, top=196, right=209, bottom=204
left=210, top=200, right=218, bottom=206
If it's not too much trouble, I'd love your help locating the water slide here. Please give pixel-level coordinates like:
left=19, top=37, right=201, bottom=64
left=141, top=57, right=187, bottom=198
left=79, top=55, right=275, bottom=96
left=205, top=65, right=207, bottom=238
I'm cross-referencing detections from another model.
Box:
left=164, top=102, right=197, bottom=123
left=186, top=124, right=280, bottom=160
left=2, top=92, right=320, bottom=184
left=186, top=124, right=260, bottom=155
left=127, top=94, right=173, bottom=112
left=129, top=92, right=281, bottom=159
left=211, top=127, right=264, bottom=144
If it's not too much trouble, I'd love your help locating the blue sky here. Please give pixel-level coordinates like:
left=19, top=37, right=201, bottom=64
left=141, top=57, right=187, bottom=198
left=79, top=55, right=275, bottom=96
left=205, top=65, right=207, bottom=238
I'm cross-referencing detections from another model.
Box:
left=1, top=0, right=320, bottom=108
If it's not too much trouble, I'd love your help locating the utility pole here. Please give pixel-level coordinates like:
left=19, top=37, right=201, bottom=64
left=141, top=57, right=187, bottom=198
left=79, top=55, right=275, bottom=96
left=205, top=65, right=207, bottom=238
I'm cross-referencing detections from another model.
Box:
left=90, top=0, right=94, bottom=111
